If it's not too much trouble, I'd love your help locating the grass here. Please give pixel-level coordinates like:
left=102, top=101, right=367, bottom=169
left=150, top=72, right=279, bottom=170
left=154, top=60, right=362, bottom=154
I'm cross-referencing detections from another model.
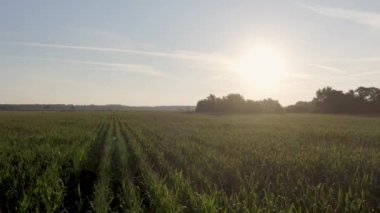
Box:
left=0, top=111, right=380, bottom=212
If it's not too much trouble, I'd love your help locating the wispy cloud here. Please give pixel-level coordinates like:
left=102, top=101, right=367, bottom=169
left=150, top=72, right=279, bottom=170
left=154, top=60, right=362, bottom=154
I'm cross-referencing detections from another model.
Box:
left=319, top=57, right=380, bottom=63
left=303, top=5, right=380, bottom=28
left=346, top=70, right=380, bottom=78
left=3, top=41, right=230, bottom=64
left=283, top=72, right=322, bottom=79
left=317, top=69, right=380, bottom=85
left=286, top=60, right=380, bottom=86
left=308, top=63, right=345, bottom=74
left=289, top=69, right=380, bottom=86
left=15, top=56, right=166, bottom=77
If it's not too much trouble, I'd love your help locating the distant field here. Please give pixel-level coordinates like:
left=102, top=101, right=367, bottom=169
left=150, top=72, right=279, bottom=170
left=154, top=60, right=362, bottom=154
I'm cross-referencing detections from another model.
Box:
left=1, top=112, right=380, bottom=212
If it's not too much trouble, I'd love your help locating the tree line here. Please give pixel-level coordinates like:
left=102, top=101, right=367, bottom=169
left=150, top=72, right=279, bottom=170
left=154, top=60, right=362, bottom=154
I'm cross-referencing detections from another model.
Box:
left=286, top=86, right=380, bottom=113
left=195, top=94, right=282, bottom=113
left=196, top=86, right=380, bottom=114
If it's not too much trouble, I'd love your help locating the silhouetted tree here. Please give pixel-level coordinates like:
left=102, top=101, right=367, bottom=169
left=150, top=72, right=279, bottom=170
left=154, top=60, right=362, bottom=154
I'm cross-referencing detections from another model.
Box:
left=355, top=87, right=380, bottom=102
left=223, top=94, right=246, bottom=112
left=195, top=94, right=281, bottom=113
left=259, top=99, right=283, bottom=113
left=197, top=86, right=380, bottom=114
left=287, top=86, right=380, bottom=114
left=245, top=100, right=262, bottom=113
left=285, top=101, right=315, bottom=113
left=354, top=87, right=380, bottom=113
left=313, top=87, right=349, bottom=113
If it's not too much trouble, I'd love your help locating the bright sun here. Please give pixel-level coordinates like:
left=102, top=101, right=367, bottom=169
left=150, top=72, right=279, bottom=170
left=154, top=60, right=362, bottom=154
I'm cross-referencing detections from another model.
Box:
left=231, top=45, right=288, bottom=89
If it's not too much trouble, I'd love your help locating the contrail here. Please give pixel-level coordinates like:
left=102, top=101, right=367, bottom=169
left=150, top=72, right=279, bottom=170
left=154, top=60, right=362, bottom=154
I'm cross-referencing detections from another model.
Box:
left=3, top=41, right=230, bottom=64
left=14, top=56, right=167, bottom=77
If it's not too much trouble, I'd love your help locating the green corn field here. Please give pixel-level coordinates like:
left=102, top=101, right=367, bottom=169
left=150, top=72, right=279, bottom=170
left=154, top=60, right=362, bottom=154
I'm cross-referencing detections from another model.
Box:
left=1, top=111, right=380, bottom=212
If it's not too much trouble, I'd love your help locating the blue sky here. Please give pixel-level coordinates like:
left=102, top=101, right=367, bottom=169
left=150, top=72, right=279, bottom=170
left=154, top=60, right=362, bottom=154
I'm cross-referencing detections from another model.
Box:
left=1, top=0, right=380, bottom=105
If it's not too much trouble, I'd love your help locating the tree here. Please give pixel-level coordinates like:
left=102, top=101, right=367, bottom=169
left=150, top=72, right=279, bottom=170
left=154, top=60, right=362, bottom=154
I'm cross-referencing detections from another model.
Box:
left=223, top=94, right=245, bottom=112
left=259, top=99, right=283, bottom=113
left=245, top=100, right=262, bottom=113
left=313, top=87, right=348, bottom=113
left=195, top=94, right=282, bottom=113
left=285, top=101, right=315, bottom=113
left=312, top=86, right=380, bottom=114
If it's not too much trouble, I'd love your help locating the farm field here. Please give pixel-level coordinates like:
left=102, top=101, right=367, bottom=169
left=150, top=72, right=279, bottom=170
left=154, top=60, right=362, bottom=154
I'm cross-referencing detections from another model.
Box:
left=1, top=111, right=380, bottom=212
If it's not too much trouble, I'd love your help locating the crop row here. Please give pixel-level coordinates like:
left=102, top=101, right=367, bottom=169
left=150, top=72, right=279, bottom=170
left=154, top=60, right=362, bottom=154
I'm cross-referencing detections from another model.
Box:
left=1, top=112, right=380, bottom=212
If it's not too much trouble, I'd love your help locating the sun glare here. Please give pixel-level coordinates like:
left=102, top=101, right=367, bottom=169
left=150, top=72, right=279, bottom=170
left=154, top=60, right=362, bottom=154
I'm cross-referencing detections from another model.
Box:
left=231, top=45, right=288, bottom=89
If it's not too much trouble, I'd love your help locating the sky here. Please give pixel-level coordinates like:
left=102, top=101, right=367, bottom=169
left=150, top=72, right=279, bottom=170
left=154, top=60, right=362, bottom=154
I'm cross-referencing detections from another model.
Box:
left=1, top=0, right=380, bottom=106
